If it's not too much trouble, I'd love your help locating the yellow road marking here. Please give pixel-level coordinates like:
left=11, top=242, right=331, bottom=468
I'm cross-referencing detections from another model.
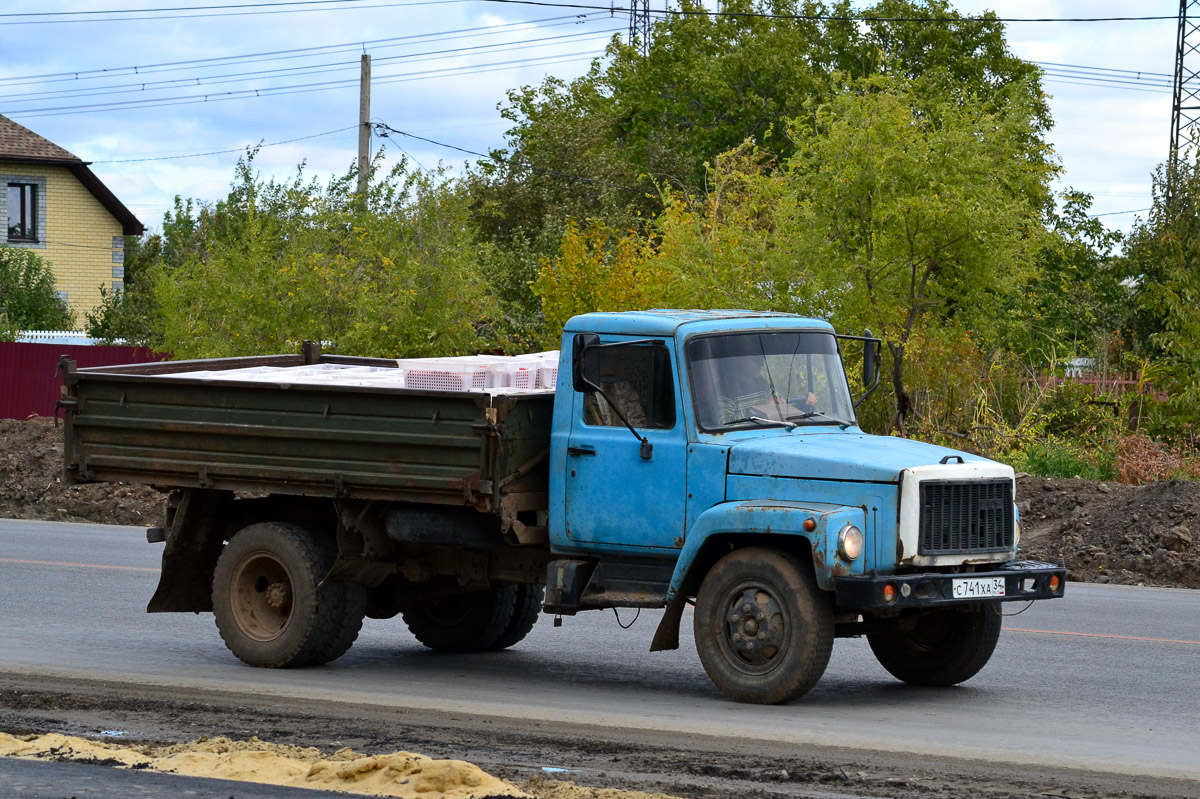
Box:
left=1008, top=627, right=1200, bottom=646
left=0, top=557, right=159, bottom=573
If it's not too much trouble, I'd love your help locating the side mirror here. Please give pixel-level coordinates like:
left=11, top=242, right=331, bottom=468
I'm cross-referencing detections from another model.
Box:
left=862, top=328, right=878, bottom=387
left=572, top=333, right=601, bottom=393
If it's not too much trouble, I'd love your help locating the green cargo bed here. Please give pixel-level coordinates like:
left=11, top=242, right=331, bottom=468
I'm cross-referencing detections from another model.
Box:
left=59, top=352, right=553, bottom=521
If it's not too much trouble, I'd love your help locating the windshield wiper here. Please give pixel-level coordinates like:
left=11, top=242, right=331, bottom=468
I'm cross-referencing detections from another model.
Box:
left=723, top=416, right=799, bottom=429
left=787, top=410, right=853, bottom=429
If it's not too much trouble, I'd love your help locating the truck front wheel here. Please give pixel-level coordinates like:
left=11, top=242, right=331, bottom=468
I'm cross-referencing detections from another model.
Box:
left=212, top=522, right=361, bottom=668
left=694, top=547, right=834, bottom=704
left=867, top=605, right=1001, bottom=686
left=401, top=585, right=518, bottom=652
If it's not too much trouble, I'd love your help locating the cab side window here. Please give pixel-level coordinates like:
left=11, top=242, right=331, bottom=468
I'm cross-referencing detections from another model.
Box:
left=582, top=343, right=675, bottom=429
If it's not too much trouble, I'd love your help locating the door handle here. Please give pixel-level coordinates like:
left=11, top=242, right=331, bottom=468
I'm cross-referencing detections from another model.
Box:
left=567, top=446, right=596, bottom=456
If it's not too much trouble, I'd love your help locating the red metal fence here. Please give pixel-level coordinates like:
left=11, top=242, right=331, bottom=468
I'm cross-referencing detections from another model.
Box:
left=0, top=341, right=166, bottom=420
left=1034, top=371, right=1167, bottom=402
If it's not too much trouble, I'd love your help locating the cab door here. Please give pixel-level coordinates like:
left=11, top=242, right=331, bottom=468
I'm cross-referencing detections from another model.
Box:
left=563, top=338, right=687, bottom=553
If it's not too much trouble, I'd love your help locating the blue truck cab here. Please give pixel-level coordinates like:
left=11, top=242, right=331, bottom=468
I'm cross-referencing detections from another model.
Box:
left=544, top=310, right=1064, bottom=704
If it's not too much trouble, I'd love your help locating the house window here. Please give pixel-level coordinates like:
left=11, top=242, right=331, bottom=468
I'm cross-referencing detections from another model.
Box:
left=6, top=183, right=38, bottom=242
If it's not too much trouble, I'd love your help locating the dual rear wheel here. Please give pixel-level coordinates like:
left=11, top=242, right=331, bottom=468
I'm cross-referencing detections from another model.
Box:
left=212, top=522, right=367, bottom=668
left=211, top=522, right=540, bottom=667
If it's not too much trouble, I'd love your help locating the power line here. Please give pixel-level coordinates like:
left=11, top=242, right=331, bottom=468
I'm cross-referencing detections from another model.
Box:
left=0, top=14, right=589, bottom=85
left=473, top=1, right=1176, bottom=24
left=0, top=0, right=467, bottom=26
left=0, top=0, right=1177, bottom=23
left=8, top=51, right=605, bottom=119
left=91, top=125, right=357, bottom=163
left=0, top=26, right=621, bottom=105
left=0, top=0, right=1178, bottom=25
left=0, top=0, right=376, bottom=16
left=1037, top=61, right=1171, bottom=79
left=1089, top=207, right=1152, bottom=218
left=373, top=121, right=643, bottom=191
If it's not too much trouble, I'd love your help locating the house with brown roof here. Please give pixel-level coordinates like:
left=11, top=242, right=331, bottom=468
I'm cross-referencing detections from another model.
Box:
left=1, top=113, right=144, bottom=318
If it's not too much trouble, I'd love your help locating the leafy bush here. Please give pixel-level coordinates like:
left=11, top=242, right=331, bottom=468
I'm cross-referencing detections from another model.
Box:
left=145, top=153, right=496, bottom=359
left=0, top=246, right=74, bottom=338
left=1007, top=439, right=1116, bottom=481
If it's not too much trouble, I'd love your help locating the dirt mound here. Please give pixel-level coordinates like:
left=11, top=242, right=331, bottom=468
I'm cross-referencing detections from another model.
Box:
left=0, top=732, right=691, bottom=799
left=0, top=418, right=165, bottom=526
left=1, top=418, right=1196, bottom=589
left=1017, top=475, right=1200, bottom=589
left=0, top=732, right=529, bottom=797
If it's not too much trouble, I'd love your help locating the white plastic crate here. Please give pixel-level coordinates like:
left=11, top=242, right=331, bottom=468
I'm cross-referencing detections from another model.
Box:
left=158, top=353, right=558, bottom=393
left=403, top=362, right=496, bottom=391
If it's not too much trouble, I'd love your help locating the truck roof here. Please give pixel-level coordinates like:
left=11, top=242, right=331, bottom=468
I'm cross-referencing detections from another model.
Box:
left=564, top=309, right=835, bottom=337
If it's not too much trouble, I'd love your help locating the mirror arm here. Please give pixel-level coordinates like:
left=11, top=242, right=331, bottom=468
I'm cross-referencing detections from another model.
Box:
left=580, top=371, right=653, bottom=460
left=836, top=332, right=884, bottom=410
left=853, top=363, right=882, bottom=409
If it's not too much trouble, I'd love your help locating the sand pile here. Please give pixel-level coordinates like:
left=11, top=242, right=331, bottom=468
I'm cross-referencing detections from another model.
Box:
left=0, top=732, right=525, bottom=798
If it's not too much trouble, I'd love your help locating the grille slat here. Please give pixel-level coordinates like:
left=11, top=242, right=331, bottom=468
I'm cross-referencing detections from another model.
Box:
left=918, top=479, right=1014, bottom=555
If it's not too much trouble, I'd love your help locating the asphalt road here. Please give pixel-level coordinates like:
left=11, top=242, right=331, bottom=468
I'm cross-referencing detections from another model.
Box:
left=1, top=518, right=1198, bottom=783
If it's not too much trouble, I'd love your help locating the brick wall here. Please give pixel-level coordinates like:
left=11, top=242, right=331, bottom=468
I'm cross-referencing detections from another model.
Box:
left=1, top=161, right=124, bottom=318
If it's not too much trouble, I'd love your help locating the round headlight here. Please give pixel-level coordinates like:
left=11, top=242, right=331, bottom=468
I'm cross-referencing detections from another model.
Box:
left=838, top=524, right=864, bottom=561
left=1014, top=519, right=1022, bottom=550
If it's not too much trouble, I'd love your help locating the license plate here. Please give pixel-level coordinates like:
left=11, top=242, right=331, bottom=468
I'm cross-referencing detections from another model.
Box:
left=952, top=576, right=1006, bottom=599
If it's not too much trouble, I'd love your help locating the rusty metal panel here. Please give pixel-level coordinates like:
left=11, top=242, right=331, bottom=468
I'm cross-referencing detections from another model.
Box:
left=62, top=358, right=553, bottom=514
left=0, top=341, right=164, bottom=420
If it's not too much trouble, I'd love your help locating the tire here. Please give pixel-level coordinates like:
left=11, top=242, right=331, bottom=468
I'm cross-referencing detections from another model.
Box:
left=867, top=605, right=1002, bottom=687
left=401, top=585, right=518, bottom=652
left=693, top=547, right=834, bottom=705
left=212, top=522, right=343, bottom=668
left=487, top=584, right=543, bottom=650
left=307, top=581, right=368, bottom=666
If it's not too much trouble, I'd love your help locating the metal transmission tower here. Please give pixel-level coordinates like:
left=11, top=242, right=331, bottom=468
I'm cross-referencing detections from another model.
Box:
left=628, top=0, right=651, bottom=54
left=1170, top=0, right=1200, bottom=167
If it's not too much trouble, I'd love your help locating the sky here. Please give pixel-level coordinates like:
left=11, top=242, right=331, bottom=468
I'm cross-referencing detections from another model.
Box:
left=0, top=0, right=1182, bottom=237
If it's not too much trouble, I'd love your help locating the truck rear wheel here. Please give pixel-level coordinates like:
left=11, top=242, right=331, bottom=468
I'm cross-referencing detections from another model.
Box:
left=401, top=585, right=517, bottom=652
left=693, top=547, right=834, bottom=704
left=212, top=522, right=356, bottom=668
left=307, top=581, right=368, bottom=666
left=487, top=584, right=543, bottom=650
left=867, top=605, right=1001, bottom=686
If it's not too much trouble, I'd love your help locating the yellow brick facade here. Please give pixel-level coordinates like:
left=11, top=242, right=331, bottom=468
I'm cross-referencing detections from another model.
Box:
left=1, top=161, right=124, bottom=319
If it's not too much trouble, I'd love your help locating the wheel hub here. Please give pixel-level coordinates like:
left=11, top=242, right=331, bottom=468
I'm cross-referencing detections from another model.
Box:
left=265, top=581, right=291, bottom=610
left=230, top=553, right=295, bottom=642
left=724, top=588, right=787, bottom=671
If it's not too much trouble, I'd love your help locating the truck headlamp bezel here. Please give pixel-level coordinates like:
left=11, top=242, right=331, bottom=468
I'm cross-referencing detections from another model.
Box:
left=838, top=523, right=864, bottom=562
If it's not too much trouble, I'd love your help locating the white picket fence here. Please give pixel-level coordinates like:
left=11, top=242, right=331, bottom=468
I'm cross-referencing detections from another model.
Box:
left=15, top=330, right=112, bottom=345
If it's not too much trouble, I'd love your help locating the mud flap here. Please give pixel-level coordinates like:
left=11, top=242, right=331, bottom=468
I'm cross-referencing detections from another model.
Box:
left=147, top=489, right=232, bottom=613
left=649, top=592, right=688, bottom=652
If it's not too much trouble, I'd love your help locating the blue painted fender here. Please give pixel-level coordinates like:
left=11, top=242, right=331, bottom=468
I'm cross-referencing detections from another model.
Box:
left=666, top=500, right=870, bottom=601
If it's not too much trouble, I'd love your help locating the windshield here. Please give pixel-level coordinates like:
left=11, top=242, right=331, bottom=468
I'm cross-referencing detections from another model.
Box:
left=686, top=331, right=856, bottom=431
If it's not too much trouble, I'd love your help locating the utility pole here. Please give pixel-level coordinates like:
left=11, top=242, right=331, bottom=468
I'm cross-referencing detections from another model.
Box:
left=1170, top=0, right=1200, bottom=174
left=357, top=53, right=371, bottom=198
left=628, top=0, right=651, bottom=55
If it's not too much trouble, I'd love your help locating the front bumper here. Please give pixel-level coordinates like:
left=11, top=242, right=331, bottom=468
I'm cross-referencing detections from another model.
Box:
left=834, top=560, right=1066, bottom=611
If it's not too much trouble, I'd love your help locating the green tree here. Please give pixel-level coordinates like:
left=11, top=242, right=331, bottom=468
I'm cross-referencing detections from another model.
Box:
left=476, top=0, right=1049, bottom=340
left=753, top=78, right=1055, bottom=435
left=537, top=77, right=1056, bottom=435
left=1124, top=154, right=1200, bottom=436
left=1009, top=191, right=1125, bottom=362
left=85, top=233, right=164, bottom=345
left=147, top=152, right=496, bottom=359
left=0, top=246, right=74, bottom=339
